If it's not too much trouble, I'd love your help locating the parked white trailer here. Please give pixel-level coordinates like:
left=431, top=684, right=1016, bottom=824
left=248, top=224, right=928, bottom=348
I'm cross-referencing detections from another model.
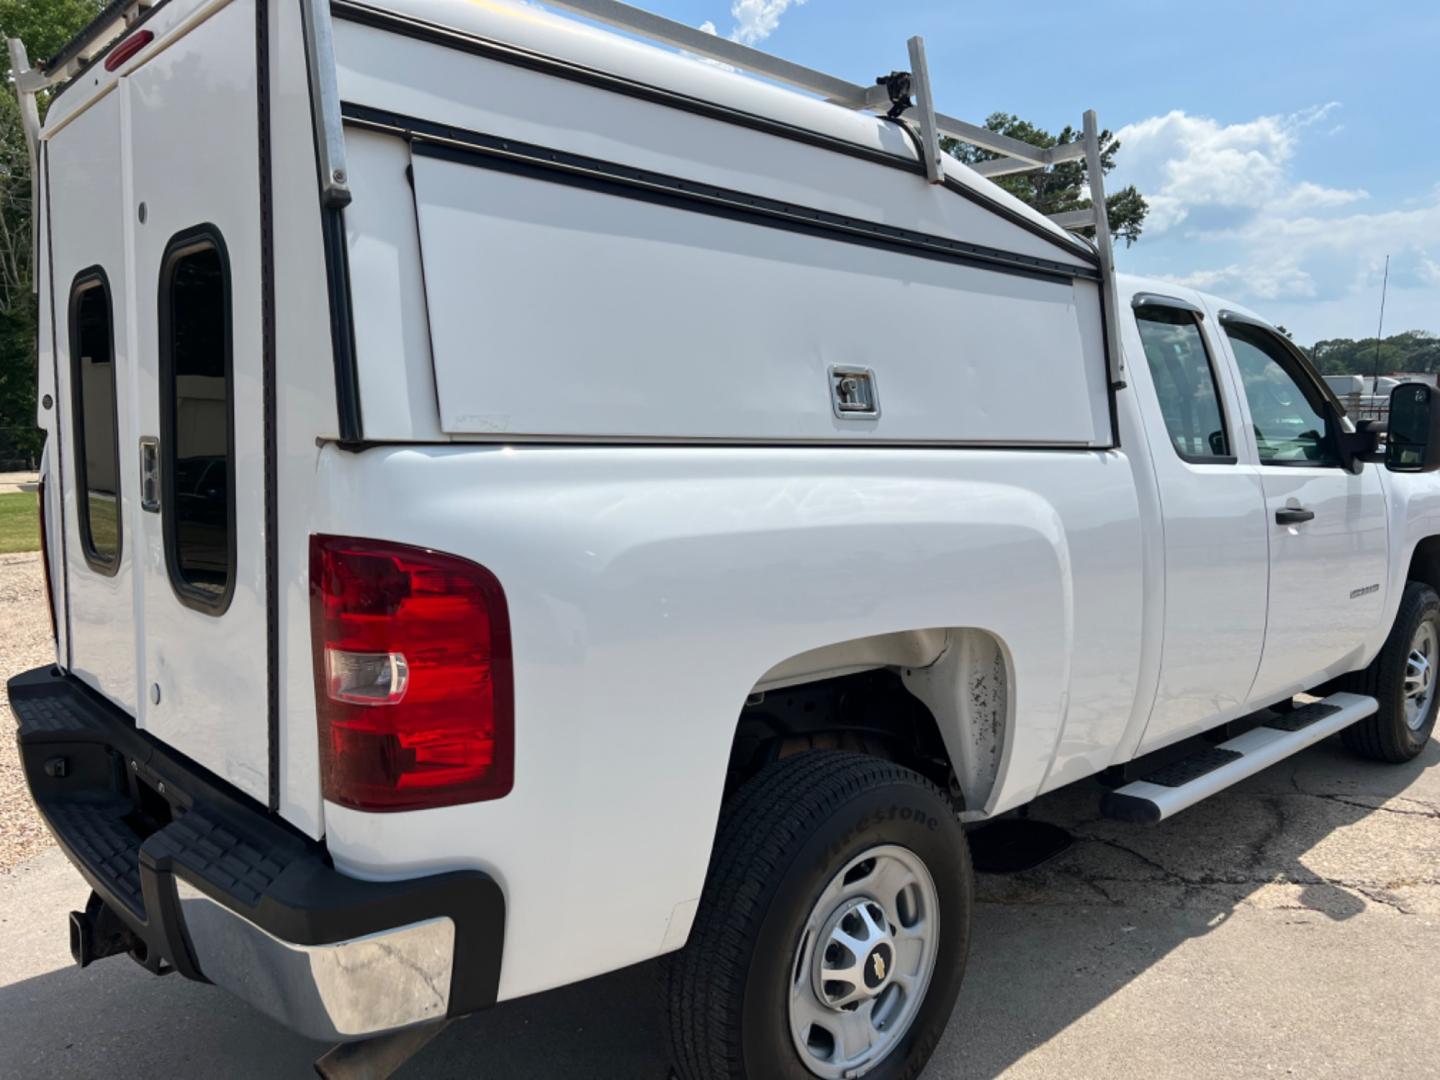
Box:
left=9, top=1, right=1440, bottom=1077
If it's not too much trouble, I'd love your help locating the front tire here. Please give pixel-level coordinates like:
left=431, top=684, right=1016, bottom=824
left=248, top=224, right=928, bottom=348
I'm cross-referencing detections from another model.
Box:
left=664, top=752, right=972, bottom=1080
left=1342, top=580, right=1440, bottom=762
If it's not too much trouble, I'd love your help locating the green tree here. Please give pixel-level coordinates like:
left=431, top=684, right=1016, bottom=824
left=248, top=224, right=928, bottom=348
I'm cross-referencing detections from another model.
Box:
left=0, top=0, right=105, bottom=63
left=0, top=0, right=105, bottom=468
left=1310, top=331, right=1440, bottom=378
left=942, top=112, right=1149, bottom=246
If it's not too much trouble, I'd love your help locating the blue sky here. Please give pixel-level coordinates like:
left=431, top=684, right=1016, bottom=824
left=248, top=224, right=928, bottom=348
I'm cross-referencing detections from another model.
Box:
left=619, top=0, right=1439, bottom=345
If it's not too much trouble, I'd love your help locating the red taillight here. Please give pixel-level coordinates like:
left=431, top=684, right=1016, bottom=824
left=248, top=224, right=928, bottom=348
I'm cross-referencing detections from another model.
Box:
left=309, top=535, right=514, bottom=811
left=104, top=30, right=153, bottom=72
left=37, top=476, right=57, bottom=643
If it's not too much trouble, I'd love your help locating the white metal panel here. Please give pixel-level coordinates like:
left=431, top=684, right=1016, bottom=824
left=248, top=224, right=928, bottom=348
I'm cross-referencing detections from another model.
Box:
left=269, top=0, right=343, bottom=836
left=331, top=15, right=1093, bottom=273
left=1117, top=295, right=1272, bottom=754
left=43, top=92, right=138, bottom=714
left=343, top=129, right=443, bottom=442
left=35, top=156, right=66, bottom=669
left=1249, top=464, right=1389, bottom=699
left=313, top=442, right=1142, bottom=1000
left=409, top=153, right=1109, bottom=444
left=1205, top=307, right=1392, bottom=702
left=124, top=0, right=270, bottom=802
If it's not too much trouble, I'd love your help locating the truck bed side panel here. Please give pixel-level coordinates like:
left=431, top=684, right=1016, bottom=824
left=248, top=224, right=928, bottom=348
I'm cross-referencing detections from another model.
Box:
left=313, top=444, right=1143, bottom=1001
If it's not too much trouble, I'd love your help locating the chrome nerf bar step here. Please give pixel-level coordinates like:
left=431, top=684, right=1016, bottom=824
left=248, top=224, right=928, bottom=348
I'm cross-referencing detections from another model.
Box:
left=1101, top=692, right=1379, bottom=824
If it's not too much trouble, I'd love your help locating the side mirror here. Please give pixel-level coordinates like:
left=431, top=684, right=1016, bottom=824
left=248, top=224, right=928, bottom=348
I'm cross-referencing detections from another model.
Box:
left=1386, top=383, right=1440, bottom=473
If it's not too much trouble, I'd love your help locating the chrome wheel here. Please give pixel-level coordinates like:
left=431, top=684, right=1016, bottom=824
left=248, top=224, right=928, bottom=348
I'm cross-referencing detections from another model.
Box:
left=787, top=845, right=939, bottom=1078
left=1404, top=621, right=1437, bottom=731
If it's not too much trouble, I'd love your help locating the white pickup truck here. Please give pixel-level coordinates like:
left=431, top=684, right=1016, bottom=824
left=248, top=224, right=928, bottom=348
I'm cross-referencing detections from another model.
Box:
left=9, top=1, right=1440, bottom=1078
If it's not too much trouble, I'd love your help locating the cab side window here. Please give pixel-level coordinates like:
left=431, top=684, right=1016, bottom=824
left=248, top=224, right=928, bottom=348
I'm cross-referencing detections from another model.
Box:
left=1135, top=306, right=1233, bottom=463
left=1224, top=323, right=1340, bottom=467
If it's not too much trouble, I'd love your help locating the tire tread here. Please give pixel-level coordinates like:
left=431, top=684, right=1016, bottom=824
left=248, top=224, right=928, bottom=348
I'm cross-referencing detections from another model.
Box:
left=1340, top=581, right=1440, bottom=763
left=663, top=752, right=953, bottom=1080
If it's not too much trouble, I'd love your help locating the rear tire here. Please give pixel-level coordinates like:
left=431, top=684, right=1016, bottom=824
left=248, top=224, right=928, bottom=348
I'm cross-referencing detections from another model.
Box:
left=664, top=751, right=972, bottom=1080
left=1341, top=581, right=1440, bottom=763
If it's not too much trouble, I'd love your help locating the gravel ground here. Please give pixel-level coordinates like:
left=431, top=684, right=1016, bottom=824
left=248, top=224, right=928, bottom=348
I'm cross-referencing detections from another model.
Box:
left=0, top=553, right=56, bottom=872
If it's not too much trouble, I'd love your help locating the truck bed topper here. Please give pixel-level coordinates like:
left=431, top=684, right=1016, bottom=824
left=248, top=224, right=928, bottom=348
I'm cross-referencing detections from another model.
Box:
left=10, top=0, right=1126, bottom=391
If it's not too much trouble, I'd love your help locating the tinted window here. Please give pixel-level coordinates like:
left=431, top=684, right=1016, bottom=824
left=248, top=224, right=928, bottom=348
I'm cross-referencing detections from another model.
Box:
left=1226, top=324, right=1340, bottom=467
left=161, top=229, right=233, bottom=612
left=1135, top=306, right=1232, bottom=462
left=69, top=270, right=122, bottom=571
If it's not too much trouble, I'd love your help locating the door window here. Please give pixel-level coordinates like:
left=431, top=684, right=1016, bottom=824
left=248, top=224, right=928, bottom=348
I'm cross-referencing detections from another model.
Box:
left=69, top=269, right=122, bottom=572
left=159, top=227, right=234, bottom=613
left=1135, top=306, right=1233, bottom=463
left=1225, top=323, right=1340, bottom=467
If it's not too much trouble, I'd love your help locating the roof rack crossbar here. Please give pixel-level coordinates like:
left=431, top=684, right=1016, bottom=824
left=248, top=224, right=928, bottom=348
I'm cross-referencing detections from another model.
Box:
left=905, top=35, right=942, bottom=184
left=1081, top=109, right=1125, bottom=388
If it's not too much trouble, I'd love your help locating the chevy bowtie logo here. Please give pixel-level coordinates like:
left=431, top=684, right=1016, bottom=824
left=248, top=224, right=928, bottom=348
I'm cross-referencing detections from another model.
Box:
left=871, top=952, right=886, bottom=981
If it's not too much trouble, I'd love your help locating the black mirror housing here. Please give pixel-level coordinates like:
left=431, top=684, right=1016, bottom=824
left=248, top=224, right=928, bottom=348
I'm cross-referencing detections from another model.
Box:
left=1386, top=383, right=1440, bottom=473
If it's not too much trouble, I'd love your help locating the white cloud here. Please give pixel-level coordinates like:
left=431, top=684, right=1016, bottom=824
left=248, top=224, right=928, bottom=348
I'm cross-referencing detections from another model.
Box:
left=1267, top=180, right=1368, bottom=214
left=1111, top=102, right=1440, bottom=341
left=1150, top=195, right=1440, bottom=331
left=1113, top=104, right=1363, bottom=234
left=1162, top=261, right=1317, bottom=302
left=704, top=0, right=806, bottom=47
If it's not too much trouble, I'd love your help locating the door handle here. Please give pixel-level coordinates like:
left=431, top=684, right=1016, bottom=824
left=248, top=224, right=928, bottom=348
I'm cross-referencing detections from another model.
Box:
left=1275, top=507, right=1315, bottom=525
left=139, top=436, right=160, bottom=513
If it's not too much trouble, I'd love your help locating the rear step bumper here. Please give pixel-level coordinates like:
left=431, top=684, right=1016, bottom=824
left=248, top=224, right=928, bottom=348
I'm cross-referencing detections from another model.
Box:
left=7, top=665, right=505, bottom=1042
left=1102, top=692, right=1378, bottom=824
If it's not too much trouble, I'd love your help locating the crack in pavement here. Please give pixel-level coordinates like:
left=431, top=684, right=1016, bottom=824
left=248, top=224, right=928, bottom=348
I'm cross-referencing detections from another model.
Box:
left=1015, top=831, right=1440, bottom=913
left=1297, top=792, right=1440, bottom=819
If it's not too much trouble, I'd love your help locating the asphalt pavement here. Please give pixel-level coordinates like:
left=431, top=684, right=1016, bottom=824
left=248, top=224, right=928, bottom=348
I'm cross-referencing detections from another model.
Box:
left=3, top=731, right=1439, bottom=1078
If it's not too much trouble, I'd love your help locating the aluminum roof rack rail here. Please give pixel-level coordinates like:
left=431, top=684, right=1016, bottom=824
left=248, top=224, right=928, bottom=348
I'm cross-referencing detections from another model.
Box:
left=541, top=0, right=1124, bottom=386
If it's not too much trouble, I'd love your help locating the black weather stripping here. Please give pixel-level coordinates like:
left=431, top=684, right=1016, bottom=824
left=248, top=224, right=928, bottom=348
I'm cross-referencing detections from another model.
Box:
left=343, top=103, right=1101, bottom=286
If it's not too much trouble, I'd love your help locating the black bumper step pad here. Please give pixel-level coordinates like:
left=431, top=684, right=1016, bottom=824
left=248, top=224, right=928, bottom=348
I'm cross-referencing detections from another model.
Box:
left=1140, top=747, right=1243, bottom=788
left=1263, top=702, right=1340, bottom=732
left=45, top=798, right=147, bottom=917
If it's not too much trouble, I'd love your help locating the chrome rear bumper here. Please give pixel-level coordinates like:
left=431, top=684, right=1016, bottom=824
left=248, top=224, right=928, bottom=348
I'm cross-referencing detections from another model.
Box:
left=176, top=880, right=457, bottom=1040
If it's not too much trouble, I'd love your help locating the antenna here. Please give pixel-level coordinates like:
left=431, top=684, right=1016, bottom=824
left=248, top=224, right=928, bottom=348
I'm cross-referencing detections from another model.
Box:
left=1372, top=254, right=1390, bottom=395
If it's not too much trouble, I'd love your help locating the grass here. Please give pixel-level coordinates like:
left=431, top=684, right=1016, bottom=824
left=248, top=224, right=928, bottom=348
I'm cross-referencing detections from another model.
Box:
left=0, top=491, right=40, bottom=555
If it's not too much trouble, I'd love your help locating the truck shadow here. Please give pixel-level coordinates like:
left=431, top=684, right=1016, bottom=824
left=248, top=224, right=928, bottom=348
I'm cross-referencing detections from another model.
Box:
left=0, top=736, right=1434, bottom=1079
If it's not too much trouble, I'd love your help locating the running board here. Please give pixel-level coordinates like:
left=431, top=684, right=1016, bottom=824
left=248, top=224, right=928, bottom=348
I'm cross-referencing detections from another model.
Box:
left=1101, top=693, right=1378, bottom=824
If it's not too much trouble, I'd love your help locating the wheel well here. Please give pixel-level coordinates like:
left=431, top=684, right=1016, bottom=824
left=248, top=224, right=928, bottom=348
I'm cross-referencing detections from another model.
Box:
left=725, top=669, right=959, bottom=807
left=1408, top=536, right=1440, bottom=594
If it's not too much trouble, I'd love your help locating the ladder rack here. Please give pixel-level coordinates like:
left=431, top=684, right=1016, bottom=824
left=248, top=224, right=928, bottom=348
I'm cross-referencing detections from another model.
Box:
left=7, top=0, right=1125, bottom=385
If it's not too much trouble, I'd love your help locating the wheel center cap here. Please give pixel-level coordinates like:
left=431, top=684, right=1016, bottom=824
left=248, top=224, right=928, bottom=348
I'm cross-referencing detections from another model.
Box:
left=863, top=942, right=894, bottom=990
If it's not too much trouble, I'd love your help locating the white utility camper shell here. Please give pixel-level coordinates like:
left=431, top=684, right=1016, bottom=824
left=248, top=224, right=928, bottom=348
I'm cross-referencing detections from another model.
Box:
left=330, top=0, right=1118, bottom=447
